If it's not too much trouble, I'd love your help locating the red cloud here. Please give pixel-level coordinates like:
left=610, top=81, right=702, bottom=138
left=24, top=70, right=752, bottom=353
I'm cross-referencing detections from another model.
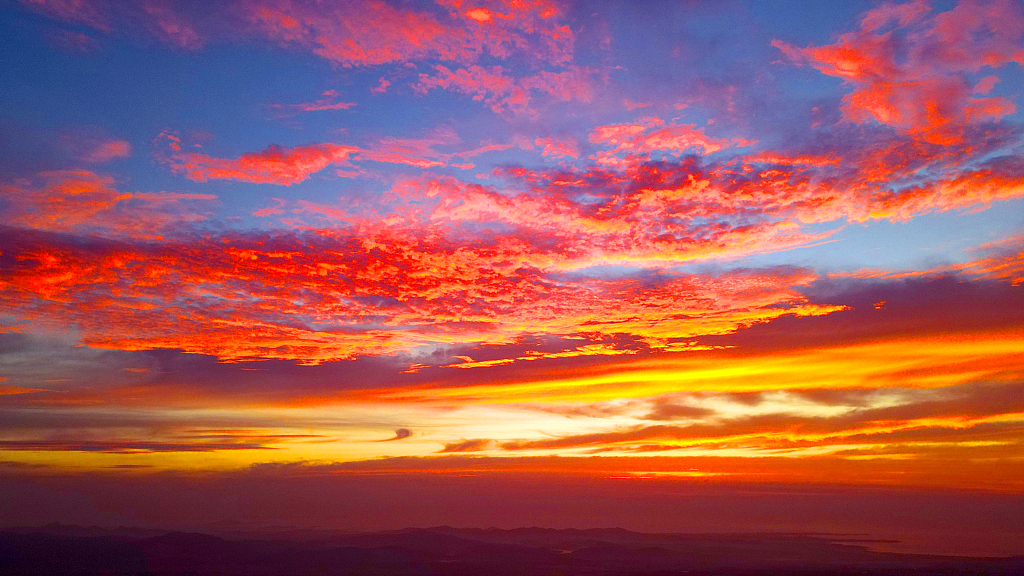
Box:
left=0, top=221, right=842, bottom=364
left=160, top=131, right=508, bottom=185
left=162, top=136, right=359, bottom=186
left=774, top=0, right=1023, bottom=144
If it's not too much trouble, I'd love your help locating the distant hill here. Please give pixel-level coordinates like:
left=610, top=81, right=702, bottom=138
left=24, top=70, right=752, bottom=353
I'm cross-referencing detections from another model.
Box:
left=2, top=524, right=1022, bottom=575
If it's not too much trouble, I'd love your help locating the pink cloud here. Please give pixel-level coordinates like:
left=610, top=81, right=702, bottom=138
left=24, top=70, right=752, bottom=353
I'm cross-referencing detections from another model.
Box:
left=589, top=121, right=657, bottom=144
left=859, top=0, right=930, bottom=31
left=534, top=137, right=579, bottom=159
left=21, top=0, right=201, bottom=48
left=140, top=0, right=203, bottom=49
left=359, top=132, right=454, bottom=168
left=415, top=65, right=526, bottom=113
left=20, top=0, right=110, bottom=32
left=0, top=170, right=214, bottom=238
left=244, top=0, right=573, bottom=68
left=519, top=66, right=594, bottom=103
left=624, top=98, right=651, bottom=110
left=44, top=29, right=101, bottom=52
left=415, top=64, right=595, bottom=114
left=268, top=90, right=357, bottom=118
left=22, top=0, right=577, bottom=72
left=973, top=75, right=1001, bottom=94
left=84, top=139, right=132, bottom=163
left=640, top=125, right=736, bottom=155
left=371, top=77, right=391, bottom=94
left=588, top=118, right=744, bottom=166
left=453, top=143, right=514, bottom=158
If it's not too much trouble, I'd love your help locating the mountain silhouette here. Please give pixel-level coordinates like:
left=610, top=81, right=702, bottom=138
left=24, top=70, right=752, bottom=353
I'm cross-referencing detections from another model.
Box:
left=1, top=525, right=1022, bottom=575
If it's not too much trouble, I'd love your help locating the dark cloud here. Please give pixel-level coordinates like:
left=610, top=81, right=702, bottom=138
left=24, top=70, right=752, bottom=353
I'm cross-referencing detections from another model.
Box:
left=439, top=439, right=493, bottom=453
left=644, top=399, right=715, bottom=421
left=702, top=275, right=1024, bottom=352
left=377, top=428, right=412, bottom=442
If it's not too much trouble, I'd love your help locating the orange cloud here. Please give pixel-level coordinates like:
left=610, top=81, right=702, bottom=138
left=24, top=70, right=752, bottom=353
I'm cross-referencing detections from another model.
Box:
left=961, top=235, right=1024, bottom=285
left=0, top=385, right=43, bottom=396
left=464, top=8, right=493, bottom=23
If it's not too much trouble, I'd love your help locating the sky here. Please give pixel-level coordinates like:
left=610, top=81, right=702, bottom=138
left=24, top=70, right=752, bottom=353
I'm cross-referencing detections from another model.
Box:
left=1, top=0, right=1024, bottom=547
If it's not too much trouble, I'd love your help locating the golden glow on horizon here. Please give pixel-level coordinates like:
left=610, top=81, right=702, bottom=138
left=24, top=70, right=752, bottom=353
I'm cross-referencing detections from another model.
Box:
left=2, top=330, right=1022, bottom=492
left=362, top=331, right=1024, bottom=404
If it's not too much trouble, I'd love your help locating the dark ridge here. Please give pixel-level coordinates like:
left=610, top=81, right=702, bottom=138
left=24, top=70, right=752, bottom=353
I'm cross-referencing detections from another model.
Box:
left=2, top=525, right=1022, bottom=576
